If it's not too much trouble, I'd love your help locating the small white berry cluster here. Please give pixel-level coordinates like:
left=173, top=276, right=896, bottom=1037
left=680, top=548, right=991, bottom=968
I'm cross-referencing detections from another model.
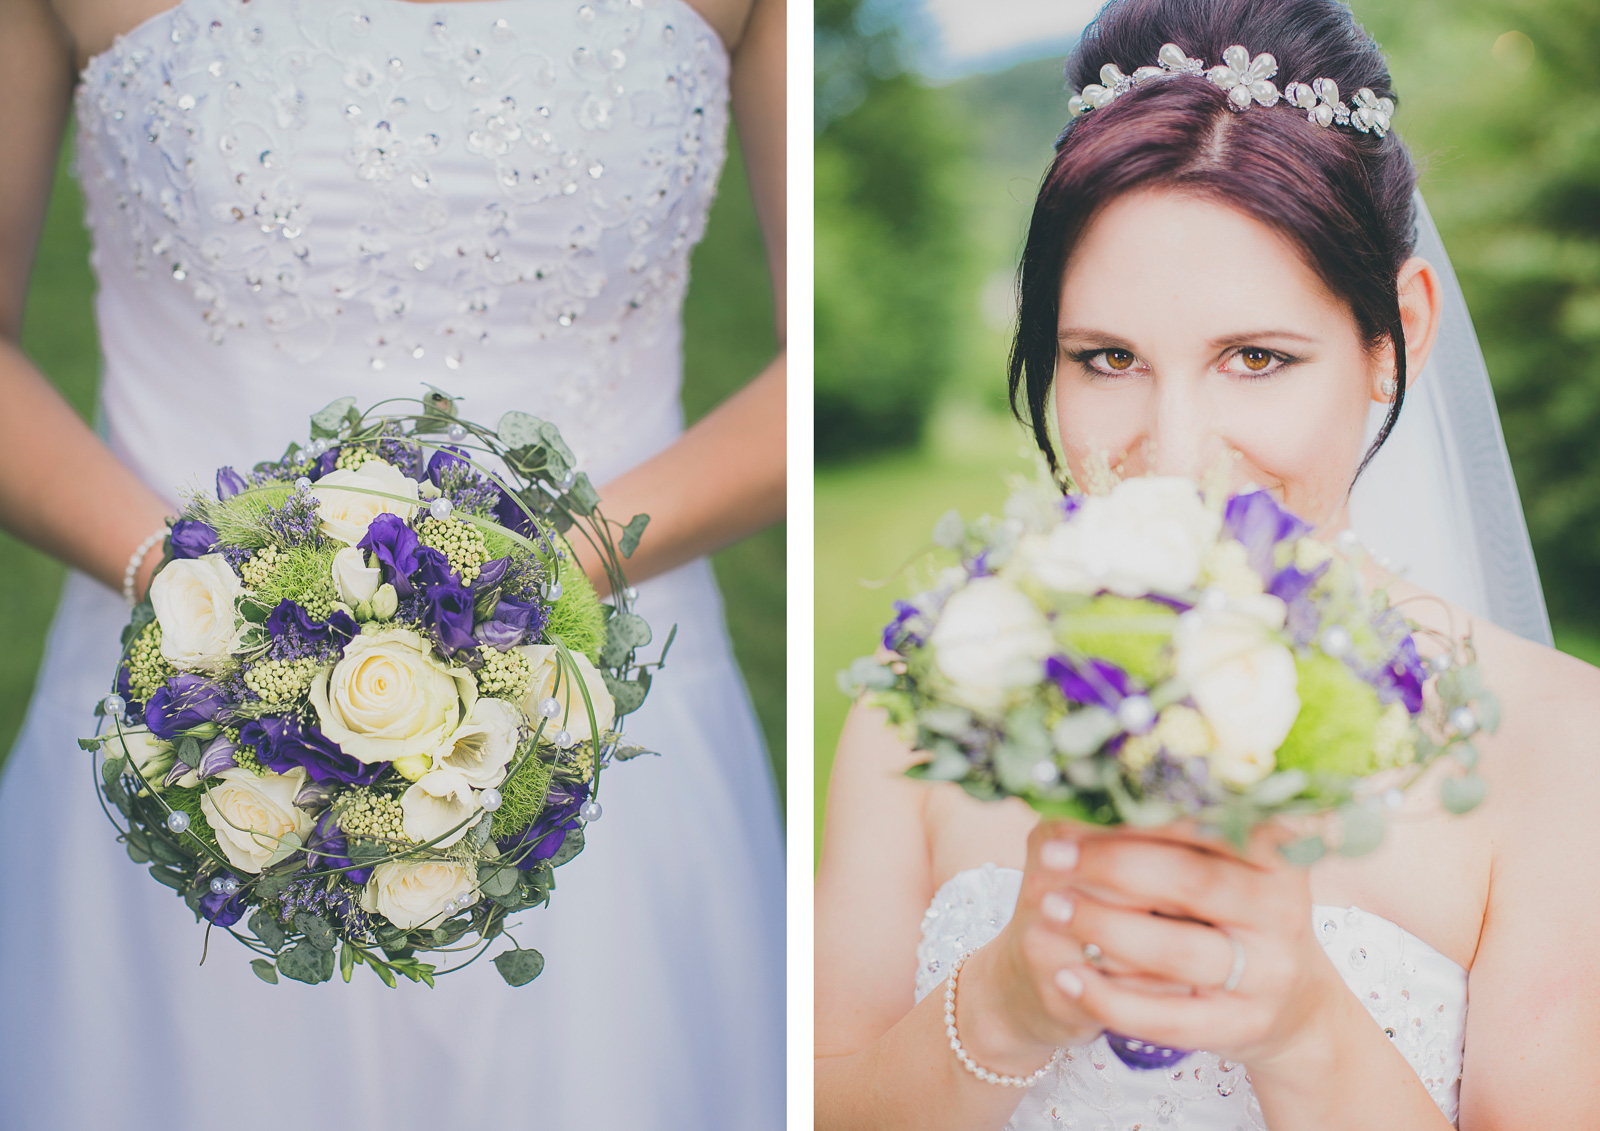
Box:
left=1068, top=42, right=1395, bottom=138
left=943, top=949, right=1063, bottom=1089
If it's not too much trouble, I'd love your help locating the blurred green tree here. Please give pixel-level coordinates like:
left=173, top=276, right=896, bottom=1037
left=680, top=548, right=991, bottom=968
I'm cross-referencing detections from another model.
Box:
left=815, top=0, right=970, bottom=460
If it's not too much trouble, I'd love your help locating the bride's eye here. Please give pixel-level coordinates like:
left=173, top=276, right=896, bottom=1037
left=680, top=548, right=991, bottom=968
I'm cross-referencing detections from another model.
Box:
left=1224, top=346, right=1292, bottom=379
left=1068, top=347, right=1144, bottom=377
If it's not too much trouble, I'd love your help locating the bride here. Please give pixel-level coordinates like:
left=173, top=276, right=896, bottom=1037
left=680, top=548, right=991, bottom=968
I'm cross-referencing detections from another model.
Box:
left=0, top=0, right=784, bottom=1127
left=816, top=0, right=1600, bottom=1127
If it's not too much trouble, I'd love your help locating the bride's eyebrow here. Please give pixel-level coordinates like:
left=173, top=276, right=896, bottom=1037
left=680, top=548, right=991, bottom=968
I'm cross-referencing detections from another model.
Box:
left=1057, top=327, right=1320, bottom=349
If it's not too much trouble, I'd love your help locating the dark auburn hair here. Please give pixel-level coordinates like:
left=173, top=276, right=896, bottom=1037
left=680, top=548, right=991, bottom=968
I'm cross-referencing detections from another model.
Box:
left=1008, top=0, right=1419, bottom=482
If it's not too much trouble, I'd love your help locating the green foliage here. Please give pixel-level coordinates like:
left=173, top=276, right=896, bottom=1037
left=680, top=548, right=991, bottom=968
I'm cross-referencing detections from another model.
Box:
left=198, top=484, right=295, bottom=548
left=1056, top=596, right=1177, bottom=685
left=1275, top=654, right=1385, bottom=777
left=161, top=785, right=222, bottom=857
left=491, top=752, right=555, bottom=838
left=815, top=0, right=970, bottom=460
left=248, top=543, right=340, bottom=615
left=544, top=560, right=606, bottom=662
left=492, top=945, right=545, bottom=986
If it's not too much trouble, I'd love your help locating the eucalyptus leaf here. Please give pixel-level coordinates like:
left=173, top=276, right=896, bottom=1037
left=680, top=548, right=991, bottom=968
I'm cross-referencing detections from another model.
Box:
left=918, top=706, right=974, bottom=737
left=1250, top=769, right=1310, bottom=808
left=468, top=813, right=495, bottom=851
left=548, top=825, right=586, bottom=868
left=563, top=472, right=600, bottom=515
left=1441, top=773, right=1488, bottom=815
left=478, top=861, right=519, bottom=898
left=842, top=656, right=895, bottom=693
left=1474, top=691, right=1502, bottom=734
left=294, top=911, right=338, bottom=951
left=1452, top=741, right=1479, bottom=771
left=148, top=864, right=188, bottom=892
left=278, top=942, right=336, bottom=984
left=251, top=907, right=287, bottom=952
left=600, top=612, right=652, bottom=666
left=147, top=834, right=188, bottom=867
left=1051, top=707, right=1117, bottom=758
left=101, top=755, right=127, bottom=788
left=618, top=513, right=649, bottom=558
left=931, top=508, right=965, bottom=549
left=1337, top=804, right=1386, bottom=857
left=918, top=742, right=972, bottom=782
left=1279, top=836, right=1327, bottom=866
left=251, top=958, right=279, bottom=985
left=125, top=832, right=152, bottom=865
left=492, top=946, right=546, bottom=987
left=78, top=737, right=104, bottom=753
left=602, top=673, right=647, bottom=716
left=178, top=735, right=202, bottom=767
left=310, top=397, right=358, bottom=439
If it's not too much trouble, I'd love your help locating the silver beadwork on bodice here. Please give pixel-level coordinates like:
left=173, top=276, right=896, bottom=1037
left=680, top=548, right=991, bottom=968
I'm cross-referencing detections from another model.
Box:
left=73, top=0, right=727, bottom=493
left=915, top=865, right=1468, bottom=1130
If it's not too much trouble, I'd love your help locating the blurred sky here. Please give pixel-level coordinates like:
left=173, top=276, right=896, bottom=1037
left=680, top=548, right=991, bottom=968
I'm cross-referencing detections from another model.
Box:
left=900, top=0, right=1101, bottom=79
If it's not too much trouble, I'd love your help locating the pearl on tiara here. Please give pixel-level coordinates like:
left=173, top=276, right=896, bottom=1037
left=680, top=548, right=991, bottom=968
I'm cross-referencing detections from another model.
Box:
left=1067, top=42, right=1395, bottom=139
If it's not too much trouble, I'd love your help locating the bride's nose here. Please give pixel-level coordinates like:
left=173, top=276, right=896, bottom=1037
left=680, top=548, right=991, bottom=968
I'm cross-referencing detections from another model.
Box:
left=1142, top=372, right=1214, bottom=479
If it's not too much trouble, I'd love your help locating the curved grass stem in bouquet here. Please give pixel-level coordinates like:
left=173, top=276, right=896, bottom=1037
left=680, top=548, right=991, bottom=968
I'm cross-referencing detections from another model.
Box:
left=83, top=392, right=672, bottom=988
left=842, top=470, right=1498, bottom=1067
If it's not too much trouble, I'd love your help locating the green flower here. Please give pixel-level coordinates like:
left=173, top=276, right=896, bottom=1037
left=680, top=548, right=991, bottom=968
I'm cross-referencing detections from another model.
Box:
left=1056, top=595, right=1176, bottom=685
left=1274, top=652, right=1383, bottom=777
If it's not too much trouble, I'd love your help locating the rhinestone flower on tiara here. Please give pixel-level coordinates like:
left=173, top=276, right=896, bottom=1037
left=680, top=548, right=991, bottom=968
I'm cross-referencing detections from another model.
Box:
left=1066, top=42, right=1396, bottom=139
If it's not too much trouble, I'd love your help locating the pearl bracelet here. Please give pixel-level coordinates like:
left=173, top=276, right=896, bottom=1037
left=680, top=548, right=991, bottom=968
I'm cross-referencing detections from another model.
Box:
left=944, top=950, right=1062, bottom=1088
left=123, top=527, right=168, bottom=607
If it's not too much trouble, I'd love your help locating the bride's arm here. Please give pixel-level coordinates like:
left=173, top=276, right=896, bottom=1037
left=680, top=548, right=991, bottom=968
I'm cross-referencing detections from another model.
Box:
left=576, top=0, right=785, bottom=590
left=816, top=703, right=1105, bottom=1129
left=1454, top=650, right=1600, bottom=1127
left=0, top=0, right=172, bottom=599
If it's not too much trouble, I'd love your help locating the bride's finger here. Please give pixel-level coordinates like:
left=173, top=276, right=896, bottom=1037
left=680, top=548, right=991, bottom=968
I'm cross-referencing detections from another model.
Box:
left=1058, top=964, right=1243, bottom=1053
left=1042, top=834, right=1264, bottom=927
left=1064, top=894, right=1238, bottom=990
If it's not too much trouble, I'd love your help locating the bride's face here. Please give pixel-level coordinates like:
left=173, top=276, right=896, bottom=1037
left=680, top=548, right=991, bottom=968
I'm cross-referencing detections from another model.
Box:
left=1052, top=188, right=1434, bottom=530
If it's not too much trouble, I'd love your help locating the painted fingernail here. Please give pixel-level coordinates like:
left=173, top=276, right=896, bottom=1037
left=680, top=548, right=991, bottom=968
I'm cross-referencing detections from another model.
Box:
left=1055, top=968, right=1085, bottom=998
left=1041, top=840, right=1079, bottom=871
left=1041, top=892, right=1075, bottom=923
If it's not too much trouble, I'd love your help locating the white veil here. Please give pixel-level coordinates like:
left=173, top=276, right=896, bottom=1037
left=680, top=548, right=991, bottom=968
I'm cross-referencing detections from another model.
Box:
left=1347, top=188, right=1553, bottom=646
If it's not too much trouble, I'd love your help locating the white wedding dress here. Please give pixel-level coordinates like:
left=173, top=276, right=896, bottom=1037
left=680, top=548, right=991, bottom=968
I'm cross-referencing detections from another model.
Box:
left=916, top=866, right=1467, bottom=1130
left=0, top=1, right=784, bottom=1128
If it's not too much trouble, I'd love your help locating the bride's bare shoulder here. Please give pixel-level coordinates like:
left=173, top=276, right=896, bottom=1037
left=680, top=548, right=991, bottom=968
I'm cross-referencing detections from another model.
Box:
left=1391, top=581, right=1600, bottom=801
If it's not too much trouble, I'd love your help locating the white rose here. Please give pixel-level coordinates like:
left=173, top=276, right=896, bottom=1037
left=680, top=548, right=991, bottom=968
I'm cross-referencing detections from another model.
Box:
left=199, top=766, right=314, bottom=874
left=513, top=645, right=615, bottom=743
left=1026, top=477, right=1221, bottom=597
left=331, top=545, right=383, bottom=605
left=400, top=768, right=480, bottom=848
left=1174, top=603, right=1299, bottom=788
left=359, top=859, right=479, bottom=930
left=927, top=576, right=1054, bottom=716
left=309, top=627, right=477, bottom=764
left=308, top=459, right=420, bottom=545
left=438, top=697, right=523, bottom=787
left=150, top=554, right=246, bottom=672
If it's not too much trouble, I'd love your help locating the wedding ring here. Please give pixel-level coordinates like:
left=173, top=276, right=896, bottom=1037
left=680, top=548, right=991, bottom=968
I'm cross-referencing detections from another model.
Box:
left=1082, top=942, right=1104, bottom=968
left=1219, top=929, right=1246, bottom=993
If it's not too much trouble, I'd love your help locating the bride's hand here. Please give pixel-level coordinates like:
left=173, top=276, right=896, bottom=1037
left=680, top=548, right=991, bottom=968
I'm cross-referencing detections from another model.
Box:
left=1033, top=820, right=1348, bottom=1067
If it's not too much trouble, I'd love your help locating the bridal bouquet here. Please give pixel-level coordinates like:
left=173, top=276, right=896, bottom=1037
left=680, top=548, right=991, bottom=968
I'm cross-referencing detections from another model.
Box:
left=82, top=393, right=664, bottom=988
left=844, top=473, right=1498, bottom=859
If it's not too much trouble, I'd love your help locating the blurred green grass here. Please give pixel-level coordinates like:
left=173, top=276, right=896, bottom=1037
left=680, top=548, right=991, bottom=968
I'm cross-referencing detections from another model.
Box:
left=1, top=133, right=785, bottom=807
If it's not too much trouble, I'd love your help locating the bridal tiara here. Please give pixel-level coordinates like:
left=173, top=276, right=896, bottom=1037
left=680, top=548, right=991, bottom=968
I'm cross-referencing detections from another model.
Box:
left=1067, top=42, right=1396, bottom=138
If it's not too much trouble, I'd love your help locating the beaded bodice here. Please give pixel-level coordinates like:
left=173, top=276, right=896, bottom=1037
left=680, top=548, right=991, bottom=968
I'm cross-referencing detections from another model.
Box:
left=73, top=0, right=727, bottom=497
left=915, top=865, right=1467, bottom=1130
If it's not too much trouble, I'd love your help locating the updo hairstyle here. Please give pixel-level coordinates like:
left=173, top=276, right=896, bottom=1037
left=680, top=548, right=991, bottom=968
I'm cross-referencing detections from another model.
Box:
left=1008, top=0, right=1421, bottom=481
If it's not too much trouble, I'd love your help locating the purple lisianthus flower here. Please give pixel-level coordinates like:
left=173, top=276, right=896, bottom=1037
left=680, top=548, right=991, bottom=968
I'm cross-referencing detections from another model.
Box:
left=306, top=808, right=372, bottom=885
left=357, top=513, right=421, bottom=596
left=474, top=555, right=512, bottom=592
left=1045, top=655, right=1132, bottom=710
left=427, top=445, right=472, bottom=486
left=240, top=715, right=386, bottom=786
left=413, top=544, right=459, bottom=590
left=215, top=466, right=248, bottom=500
left=264, top=600, right=358, bottom=648
left=169, top=519, right=219, bottom=560
left=476, top=593, right=543, bottom=651
left=498, top=778, right=589, bottom=870
left=426, top=581, right=478, bottom=656
left=494, top=485, right=539, bottom=539
left=1224, top=490, right=1312, bottom=584
left=114, top=663, right=140, bottom=718
left=197, top=734, right=239, bottom=779
left=1268, top=563, right=1328, bottom=647
left=1376, top=635, right=1426, bottom=714
left=145, top=674, right=229, bottom=739
left=198, top=878, right=248, bottom=927
left=312, top=447, right=339, bottom=480
left=882, top=600, right=929, bottom=652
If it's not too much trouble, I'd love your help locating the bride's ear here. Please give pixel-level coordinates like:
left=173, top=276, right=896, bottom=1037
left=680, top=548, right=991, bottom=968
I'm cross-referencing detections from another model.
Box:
left=1375, top=256, right=1444, bottom=403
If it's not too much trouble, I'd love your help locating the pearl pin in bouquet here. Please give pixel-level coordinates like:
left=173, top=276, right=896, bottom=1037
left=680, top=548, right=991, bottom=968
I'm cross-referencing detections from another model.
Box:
left=843, top=472, right=1496, bottom=1068
left=83, top=392, right=669, bottom=988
